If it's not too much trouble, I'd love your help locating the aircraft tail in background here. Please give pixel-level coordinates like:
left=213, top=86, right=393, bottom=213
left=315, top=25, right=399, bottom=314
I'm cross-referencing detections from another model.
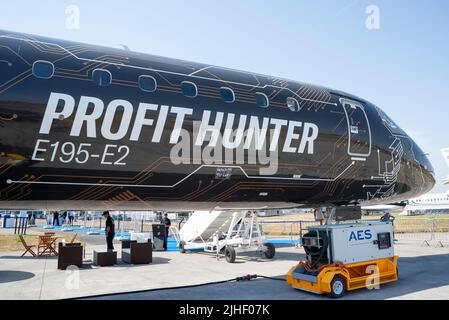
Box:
left=441, top=148, right=449, bottom=184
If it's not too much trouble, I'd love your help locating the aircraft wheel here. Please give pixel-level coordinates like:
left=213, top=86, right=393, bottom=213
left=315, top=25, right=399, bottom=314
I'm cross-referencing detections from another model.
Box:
left=329, top=275, right=346, bottom=298
left=179, top=241, right=186, bottom=254
left=261, top=243, right=276, bottom=259
left=224, top=246, right=236, bottom=263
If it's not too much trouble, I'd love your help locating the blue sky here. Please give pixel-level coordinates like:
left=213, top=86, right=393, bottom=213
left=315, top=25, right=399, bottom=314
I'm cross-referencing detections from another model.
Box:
left=1, top=0, right=448, bottom=192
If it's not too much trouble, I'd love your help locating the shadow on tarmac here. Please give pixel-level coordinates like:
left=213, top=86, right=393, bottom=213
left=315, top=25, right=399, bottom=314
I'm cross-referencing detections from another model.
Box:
left=0, top=270, right=35, bottom=284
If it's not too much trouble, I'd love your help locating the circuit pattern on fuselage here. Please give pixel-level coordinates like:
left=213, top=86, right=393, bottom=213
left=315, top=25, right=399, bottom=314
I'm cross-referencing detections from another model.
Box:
left=0, top=31, right=434, bottom=210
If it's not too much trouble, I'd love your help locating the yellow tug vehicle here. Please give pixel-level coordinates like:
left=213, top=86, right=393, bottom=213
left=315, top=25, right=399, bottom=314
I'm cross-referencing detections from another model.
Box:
left=286, top=220, right=398, bottom=298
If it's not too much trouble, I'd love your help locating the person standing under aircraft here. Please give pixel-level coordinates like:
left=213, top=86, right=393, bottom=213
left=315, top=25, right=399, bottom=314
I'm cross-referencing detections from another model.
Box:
left=160, top=213, right=171, bottom=250
left=53, top=211, right=59, bottom=226
left=103, top=211, right=115, bottom=251
left=68, top=211, right=74, bottom=225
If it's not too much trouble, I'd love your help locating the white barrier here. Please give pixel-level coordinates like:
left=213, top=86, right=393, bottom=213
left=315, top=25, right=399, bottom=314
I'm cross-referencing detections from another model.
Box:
left=393, top=217, right=449, bottom=247
left=259, top=217, right=449, bottom=247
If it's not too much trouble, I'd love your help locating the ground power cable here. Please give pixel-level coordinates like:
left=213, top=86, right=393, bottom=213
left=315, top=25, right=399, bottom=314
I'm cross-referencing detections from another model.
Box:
left=68, top=274, right=285, bottom=300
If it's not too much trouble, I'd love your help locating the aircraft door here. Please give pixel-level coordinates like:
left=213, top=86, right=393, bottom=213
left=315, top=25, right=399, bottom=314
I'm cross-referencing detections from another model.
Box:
left=340, top=98, right=372, bottom=157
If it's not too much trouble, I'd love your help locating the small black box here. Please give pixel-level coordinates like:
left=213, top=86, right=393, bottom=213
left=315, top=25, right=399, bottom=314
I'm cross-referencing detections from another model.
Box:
left=58, top=243, right=83, bottom=270
left=93, top=250, right=117, bottom=266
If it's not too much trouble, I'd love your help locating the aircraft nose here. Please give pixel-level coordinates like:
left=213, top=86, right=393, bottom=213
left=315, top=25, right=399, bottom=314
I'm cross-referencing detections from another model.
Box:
left=418, top=150, right=435, bottom=190
left=406, top=140, right=435, bottom=195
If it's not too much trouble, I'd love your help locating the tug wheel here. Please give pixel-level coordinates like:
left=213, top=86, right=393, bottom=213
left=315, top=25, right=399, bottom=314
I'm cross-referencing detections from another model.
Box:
left=224, top=246, right=236, bottom=263
left=261, top=243, right=276, bottom=259
left=329, top=275, right=346, bottom=298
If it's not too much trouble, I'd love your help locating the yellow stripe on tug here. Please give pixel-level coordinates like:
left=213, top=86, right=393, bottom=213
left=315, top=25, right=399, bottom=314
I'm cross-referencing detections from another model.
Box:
left=286, top=256, right=398, bottom=298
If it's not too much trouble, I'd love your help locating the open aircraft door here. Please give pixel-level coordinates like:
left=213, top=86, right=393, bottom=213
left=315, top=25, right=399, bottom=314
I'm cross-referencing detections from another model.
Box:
left=340, top=98, right=372, bottom=158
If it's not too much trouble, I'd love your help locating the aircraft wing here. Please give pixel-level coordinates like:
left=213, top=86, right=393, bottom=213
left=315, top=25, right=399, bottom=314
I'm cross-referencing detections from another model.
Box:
left=361, top=204, right=403, bottom=212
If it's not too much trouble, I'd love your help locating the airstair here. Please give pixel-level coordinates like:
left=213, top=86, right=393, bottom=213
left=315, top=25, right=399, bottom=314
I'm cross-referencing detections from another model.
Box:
left=172, top=210, right=276, bottom=263
left=178, top=211, right=234, bottom=243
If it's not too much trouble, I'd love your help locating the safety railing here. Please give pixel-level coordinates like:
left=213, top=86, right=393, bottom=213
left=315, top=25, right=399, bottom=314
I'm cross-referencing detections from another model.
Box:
left=259, top=217, right=449, bottom=247
left=393, top=217, right=449, bottom=247
left=35, top=215, right=183, bottom=238
left=169, top=226, right=181, bottom=246
left=259, top=220, right=321, bottom=244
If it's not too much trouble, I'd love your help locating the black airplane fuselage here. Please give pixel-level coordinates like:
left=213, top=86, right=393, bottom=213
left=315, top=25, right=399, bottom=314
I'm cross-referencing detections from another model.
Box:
left=0, top=30, right=435, bottom=211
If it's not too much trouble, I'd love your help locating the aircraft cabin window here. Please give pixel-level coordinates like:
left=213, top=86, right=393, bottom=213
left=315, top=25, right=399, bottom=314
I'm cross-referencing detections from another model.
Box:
left=181, top=81, right=198, bottom=98
left=32, top=61, right=54, bottom=79
left=92, top=69, right=112, bottom=87
left=287, top=97, right=300, bottom=112
left=139, top=75, right=157, bottom=92
left=220, top=87, right=235, bottom=103
left=255, top=92, right=269, bottom=108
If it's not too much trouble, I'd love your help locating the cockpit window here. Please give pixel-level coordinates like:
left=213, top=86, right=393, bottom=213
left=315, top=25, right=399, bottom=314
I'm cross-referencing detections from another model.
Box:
left=287, top=97, right=300, bottom=112
left=92, top=69, right=112, bottom=87
left=32, top=61, right=54, bottom=79
left=374, top=105, right=406, bottom=135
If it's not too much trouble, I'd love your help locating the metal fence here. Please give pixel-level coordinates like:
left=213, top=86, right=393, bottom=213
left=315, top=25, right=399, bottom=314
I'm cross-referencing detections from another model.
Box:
left=259, top=217, right=449, bottom=247
left=393, top=217, right=449, bottom=247
left=259, top=220, right=321, bottom=244
left=33, top=213, right=449, bottom=247
left=35, top=215, right=183, bottom=235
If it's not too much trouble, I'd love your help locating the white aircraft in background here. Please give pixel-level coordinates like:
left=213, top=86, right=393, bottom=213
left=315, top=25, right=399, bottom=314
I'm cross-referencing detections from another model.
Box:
left=402, top=191, right=449, bottom=215
left=398, top=148, right=449, bottom=215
